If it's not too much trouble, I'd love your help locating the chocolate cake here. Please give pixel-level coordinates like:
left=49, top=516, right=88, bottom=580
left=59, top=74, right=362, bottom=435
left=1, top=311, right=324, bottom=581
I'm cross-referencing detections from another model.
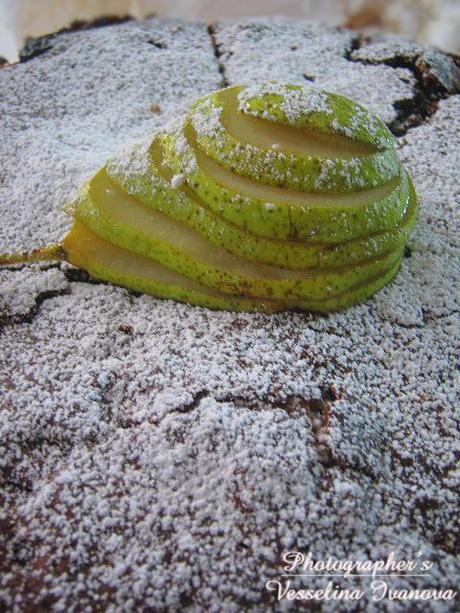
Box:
left=0, top=17, right=459, bottom=611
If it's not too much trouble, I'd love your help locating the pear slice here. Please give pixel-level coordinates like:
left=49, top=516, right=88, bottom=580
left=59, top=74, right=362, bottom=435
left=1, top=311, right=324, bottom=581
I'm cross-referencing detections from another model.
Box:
left=71, top=168, right=404, bottom=302
left=187, top=85, right=401, bottom=192
left=0, top=216, right=403, bottom=314
left=304, top=254, right=403, bottom=312
left=61, top=222, right=402, bottom=313
left=107, top=135, right=417, bottom=270
left=237, top=83, right=397, bottom=149
left=61, top=221, right=282, bottom=313
left=163, top=126, right=413, bottom=242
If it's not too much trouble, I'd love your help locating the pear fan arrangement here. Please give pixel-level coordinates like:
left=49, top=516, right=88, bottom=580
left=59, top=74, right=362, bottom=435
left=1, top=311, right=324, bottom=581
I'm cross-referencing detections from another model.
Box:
left=1, top=83, right=417, bottom=313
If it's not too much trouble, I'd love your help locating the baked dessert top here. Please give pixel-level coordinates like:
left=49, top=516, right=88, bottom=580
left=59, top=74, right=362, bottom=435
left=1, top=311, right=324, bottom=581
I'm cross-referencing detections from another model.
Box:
left=0, top=17, right=459, bottom=611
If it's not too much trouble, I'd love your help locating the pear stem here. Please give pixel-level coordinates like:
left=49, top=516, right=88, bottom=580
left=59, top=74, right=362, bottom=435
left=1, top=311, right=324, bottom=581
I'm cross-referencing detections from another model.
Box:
left=0, top=243, right=66, bottom=266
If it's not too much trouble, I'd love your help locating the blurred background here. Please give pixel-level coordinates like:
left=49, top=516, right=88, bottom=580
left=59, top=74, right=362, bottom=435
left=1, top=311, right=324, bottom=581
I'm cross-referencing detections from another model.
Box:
left=1, top=0, right=459, bottom=62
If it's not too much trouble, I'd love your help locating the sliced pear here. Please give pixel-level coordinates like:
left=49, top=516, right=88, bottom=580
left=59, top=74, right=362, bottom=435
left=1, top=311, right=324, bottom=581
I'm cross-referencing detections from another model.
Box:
left=187, top=86, right=400, bottom=192
left=236, top=82, right=397, bottom=149
left=60, top=221, right=399, bottom=313
left=62, top=221, right=403, bottom=313
left=106, top=136, right=417, bottom=270
left=71, top=168, right=404, bottom=302
left=2, top=82, right=417, bottom=313
left=162, top=126, right=412, bottom=242
left=61, top=221, right=282, bottom=313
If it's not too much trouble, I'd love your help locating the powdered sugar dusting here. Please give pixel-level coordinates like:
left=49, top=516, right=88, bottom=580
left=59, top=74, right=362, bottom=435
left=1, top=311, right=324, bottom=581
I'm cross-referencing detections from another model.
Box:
left=212, top=18, right=415, bottom=124
left=0, top=18, right=222, bottom=254
left=1, top=18, right=459, bottom=611
left=106, top=134, right=155, bottom=182
left=0, top=266, right=68, bottom=317
left=351, top=33, right=460, bottom=95
left=190, top=96, right=225, bottom=138
left=170, top=173, right=185, bottom=189
left=238, top=81, right=332, bottom=121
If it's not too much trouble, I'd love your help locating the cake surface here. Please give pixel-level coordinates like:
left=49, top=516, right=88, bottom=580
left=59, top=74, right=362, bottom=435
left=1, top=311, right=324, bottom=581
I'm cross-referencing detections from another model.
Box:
left=0, top=17, right=459, bottom=611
